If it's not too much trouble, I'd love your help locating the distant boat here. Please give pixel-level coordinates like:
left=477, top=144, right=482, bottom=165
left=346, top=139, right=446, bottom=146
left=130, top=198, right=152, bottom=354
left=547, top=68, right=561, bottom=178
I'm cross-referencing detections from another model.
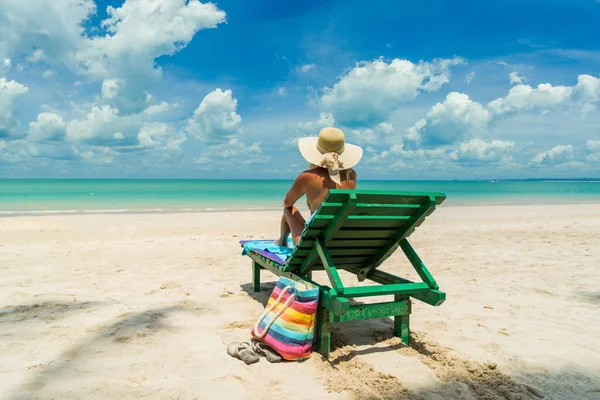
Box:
left=490, top=180, right=499, bottom=183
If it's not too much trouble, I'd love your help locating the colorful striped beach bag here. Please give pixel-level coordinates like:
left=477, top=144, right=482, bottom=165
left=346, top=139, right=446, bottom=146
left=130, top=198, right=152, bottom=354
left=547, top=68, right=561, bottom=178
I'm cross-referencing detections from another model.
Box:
left=251, top=276, right=320, bottom=361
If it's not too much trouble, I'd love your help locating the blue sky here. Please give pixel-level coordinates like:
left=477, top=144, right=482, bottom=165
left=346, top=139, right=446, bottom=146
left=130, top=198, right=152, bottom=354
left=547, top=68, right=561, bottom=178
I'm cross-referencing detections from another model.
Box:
left=1, top=0, right=599, bottom=179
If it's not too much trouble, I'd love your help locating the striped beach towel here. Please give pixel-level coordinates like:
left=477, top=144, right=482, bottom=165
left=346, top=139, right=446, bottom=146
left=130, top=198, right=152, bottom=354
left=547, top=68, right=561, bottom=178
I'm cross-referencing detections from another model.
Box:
left=251, top=276, right=319, bottom=361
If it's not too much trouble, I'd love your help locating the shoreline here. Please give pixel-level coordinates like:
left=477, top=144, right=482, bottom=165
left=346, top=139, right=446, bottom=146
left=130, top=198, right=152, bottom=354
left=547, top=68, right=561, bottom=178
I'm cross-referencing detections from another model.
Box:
left=2, top=198, right=600, bottom=217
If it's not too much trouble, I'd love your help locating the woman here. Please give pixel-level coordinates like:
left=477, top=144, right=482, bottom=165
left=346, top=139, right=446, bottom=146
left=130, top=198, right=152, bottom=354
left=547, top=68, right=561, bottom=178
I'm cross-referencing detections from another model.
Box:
left=275, top=127, right=363, bottom=246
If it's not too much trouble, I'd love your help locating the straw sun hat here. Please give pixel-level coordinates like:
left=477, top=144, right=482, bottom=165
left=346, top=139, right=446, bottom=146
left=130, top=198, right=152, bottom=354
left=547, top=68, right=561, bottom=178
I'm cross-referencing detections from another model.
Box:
left=298, top=127, right=363, bottom=184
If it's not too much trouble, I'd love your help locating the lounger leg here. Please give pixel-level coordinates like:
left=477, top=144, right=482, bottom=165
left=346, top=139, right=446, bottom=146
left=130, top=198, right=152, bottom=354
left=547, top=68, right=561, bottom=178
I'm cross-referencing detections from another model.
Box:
left=394, top=295, right=411, bottom=345
left=315, top=306, right=331, bottom=359
left=252, top=261, right=261, bottom=292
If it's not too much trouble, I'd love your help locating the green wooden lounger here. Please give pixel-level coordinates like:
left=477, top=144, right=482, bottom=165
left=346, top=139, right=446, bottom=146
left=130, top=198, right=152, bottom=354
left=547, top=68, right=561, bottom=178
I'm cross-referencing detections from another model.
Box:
left=240, top=190, right=446, bottom=358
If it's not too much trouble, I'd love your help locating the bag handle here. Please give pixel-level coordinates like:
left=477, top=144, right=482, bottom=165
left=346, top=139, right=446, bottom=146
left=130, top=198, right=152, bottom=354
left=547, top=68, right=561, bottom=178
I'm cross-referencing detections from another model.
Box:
left=253, top=285, right=295, bottom=339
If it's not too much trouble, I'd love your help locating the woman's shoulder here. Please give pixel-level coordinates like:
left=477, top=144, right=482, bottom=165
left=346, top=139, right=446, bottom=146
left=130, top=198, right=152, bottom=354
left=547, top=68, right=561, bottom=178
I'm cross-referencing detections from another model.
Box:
left=301, top=167, right=326, bottom=177
left=296, top=168, right=323, bottom=182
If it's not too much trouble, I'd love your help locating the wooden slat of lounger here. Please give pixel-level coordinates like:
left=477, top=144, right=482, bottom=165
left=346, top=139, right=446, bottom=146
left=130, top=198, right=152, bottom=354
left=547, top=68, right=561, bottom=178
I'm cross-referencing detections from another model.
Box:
left=325, top=191, right=446, bottom=206
left=303, top=218, right=427, bottom=241
left=318, top=203, right=421, bottom=217
left=311, top=217, right=409, bottom=230
left=292, top=248, right=379, bottom=257
left=303, top=228, right=398, bottom=239
left=288, top=254, right=372, bottom=268
left=329, top=238, right=390, bottom=248
left=287, top=190, right=442, bottom=273
left=297, top=238, right=388, bottom=249
left=310, top=262, right=366, bottom=270
left=294, top=194, right=358, bottom=275
left=289, top=255, right=372, bottom=266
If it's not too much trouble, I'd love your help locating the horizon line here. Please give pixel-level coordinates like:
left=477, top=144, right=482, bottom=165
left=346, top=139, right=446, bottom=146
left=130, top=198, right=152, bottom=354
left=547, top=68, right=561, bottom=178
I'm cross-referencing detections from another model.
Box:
left=1, top=177, right=600, bottom=182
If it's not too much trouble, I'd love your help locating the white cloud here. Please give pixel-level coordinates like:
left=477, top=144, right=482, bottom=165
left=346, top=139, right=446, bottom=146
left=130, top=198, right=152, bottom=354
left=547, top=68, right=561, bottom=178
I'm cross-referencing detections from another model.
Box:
left=296, top=112, right=335, bottom=133
left=404, top=118, right=426, bottom=145
left=319, top=56, right=466, bottom=127
left=448, top=139, right=515, bottom=164
left=186, top=88, right=242, bottom=144
left=585, top=140, right=600, bottom=153
left=43, top=69, right=56, bottom=79
left=283, top=136, right=301, bottom=151
left=28, top=112, right=67, bottom=142
left=489, top=83, right=570, bottom=115
left=298, top=63, right=316, bottom=73
left=72, top=0, right=227, bottom=114
left=73, top=146, right=115, bottom=164
left=283, top=112, right=336, bottom=150
left=0, top=0, right=95, bottom=62
left=277, top=87, right=288, bottom=96
left=488, top=74, right=600, bottom=116
left=367, top=143, right=448, bottom=172
left=66, top=105, right=140, bottom=146
left=63, top=102, right=183, bottom=152
left=531, top=145, right=574, bottom=165
left=400, top=74, right=600, bottom=164
left=0, top=77, right=29, bottom=138
left=345, top=122, right=394, bottom=145
left=370, top=144, right=444, bottom=162
left=464, top=72, right=475, bottom=84
left=509, top=72, right=526, bottom=85
left=571, top=74, right=600, bottom=113
left=137, top=122, right=185, bottom=151
left=194, top=138, right=266, bottom=169
left=143, top=101, right=175, bottom=115
left=27, top=143, right=89, bottom=161
left=27, top=49, right=46, bottom=63
left=585, top=140, right=600, bottom=163
left=0, top=139, right=101, bottom=164
left=0, top=0, right=227, bottom=115
left=101, top=79, right=119, bottom=100
left=404, top=92, right=492, bottom=148
left=0, top=140, right=32, bottom=164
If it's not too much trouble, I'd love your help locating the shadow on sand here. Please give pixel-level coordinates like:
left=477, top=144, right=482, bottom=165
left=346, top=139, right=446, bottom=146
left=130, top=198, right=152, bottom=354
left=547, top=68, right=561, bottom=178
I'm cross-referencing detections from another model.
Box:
left=0, top=300, right=101, bottom=323
left=4, top=302, right=202, bottom=399
left=240, top=280, right=600, bottom=400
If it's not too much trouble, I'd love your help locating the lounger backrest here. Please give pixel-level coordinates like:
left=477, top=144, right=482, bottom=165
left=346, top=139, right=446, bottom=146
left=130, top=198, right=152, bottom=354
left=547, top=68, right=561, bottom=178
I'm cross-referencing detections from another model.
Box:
left=286, top=190, right=446, bottom=273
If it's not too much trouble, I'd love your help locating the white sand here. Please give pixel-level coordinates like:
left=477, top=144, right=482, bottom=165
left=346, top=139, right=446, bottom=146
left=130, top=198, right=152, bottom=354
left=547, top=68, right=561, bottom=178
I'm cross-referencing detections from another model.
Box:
left=1, top=204, right=599, bottom=399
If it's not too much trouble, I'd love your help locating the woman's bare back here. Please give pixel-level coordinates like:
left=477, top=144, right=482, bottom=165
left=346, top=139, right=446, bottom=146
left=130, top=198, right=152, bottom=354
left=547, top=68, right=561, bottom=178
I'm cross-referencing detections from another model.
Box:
left=283, top=167, right=357, bottom=214
left=303, top=168, right=357, bottom=213
left=277, top=166, right=357, bottom=245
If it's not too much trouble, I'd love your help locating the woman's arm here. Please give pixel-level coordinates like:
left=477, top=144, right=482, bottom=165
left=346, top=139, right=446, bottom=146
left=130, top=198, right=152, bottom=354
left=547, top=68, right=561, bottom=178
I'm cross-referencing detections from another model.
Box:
left=282, top=172, right=307, bottom=208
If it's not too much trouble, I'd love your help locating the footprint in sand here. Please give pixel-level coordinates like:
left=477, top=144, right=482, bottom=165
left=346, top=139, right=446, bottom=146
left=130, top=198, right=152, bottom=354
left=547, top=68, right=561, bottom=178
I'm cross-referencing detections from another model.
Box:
left=329, top=329, right=542, bottom=400
left=401, top=332, right=542, bottom=400
left=159, top=282, right=181, bottom=290
left=224, top=321, right=254, bottom=330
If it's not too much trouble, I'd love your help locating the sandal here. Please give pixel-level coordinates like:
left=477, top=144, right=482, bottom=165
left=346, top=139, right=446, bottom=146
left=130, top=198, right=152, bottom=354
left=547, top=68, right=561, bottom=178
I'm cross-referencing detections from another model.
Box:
left=227, top=341, right=260, bottom=365
left=251, top=339, right=283, bottom=363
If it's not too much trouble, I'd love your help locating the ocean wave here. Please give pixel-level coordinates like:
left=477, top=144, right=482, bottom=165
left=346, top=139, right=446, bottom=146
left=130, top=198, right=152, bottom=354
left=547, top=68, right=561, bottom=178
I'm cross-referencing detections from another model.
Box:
left=0, top=205, right=287, bottom=217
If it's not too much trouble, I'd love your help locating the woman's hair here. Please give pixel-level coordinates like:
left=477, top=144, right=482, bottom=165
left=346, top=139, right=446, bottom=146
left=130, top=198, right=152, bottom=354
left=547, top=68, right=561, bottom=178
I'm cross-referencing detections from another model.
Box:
left=307, top=164, right=352, bottom=180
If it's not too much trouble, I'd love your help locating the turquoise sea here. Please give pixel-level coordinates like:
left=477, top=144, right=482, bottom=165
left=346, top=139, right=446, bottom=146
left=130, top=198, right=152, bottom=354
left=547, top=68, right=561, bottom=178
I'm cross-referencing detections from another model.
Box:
left=1, top=179, right=600, bottom=215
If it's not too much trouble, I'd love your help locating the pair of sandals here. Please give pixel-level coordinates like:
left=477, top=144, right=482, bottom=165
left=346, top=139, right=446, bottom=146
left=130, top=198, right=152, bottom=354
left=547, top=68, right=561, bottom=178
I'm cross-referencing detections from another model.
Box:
left=227, top=339, right=283, bottom=364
